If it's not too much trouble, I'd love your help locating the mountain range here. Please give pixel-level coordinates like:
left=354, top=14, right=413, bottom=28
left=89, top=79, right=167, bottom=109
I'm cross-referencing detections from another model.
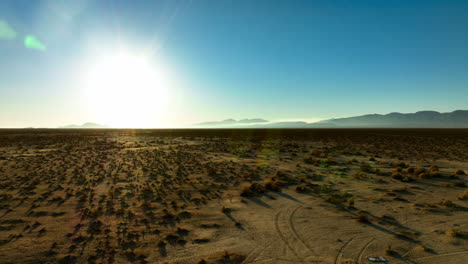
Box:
left=195, top=118, right=269, bottom=127
left=60, top=122, right=109, bottom=129
left=195, top=110, right=468, bottom=128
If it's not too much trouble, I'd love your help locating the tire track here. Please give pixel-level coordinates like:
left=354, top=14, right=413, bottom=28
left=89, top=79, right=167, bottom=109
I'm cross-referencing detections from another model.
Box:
left=357, top=238, right=374, bottom=264
left=168, top=233, right=250, bottom=259
left=418, top=218, right=465, bottom=230
left=274, top=209, right=302, bottom=260
left=242, top=246, right=268, bottom=264
left=334, top=237, right=355, bottom=264
left=289, top=205, right=318, bottom=256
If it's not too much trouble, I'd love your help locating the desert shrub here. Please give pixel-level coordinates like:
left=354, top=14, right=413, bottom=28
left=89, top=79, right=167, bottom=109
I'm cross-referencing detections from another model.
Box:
left=418, top=173, right=431, bottom=179
left=275, top=171, right=293, bottom=182
left=427, top=165, right=441, bottom=177
left=59, top=255, right=78, bottom=264
left=441, top=199, right=455, bottom=207
left=240, top=183, right=265, bottom=197
left=446, top=228, right=468, bottom=238
left=353, top=172, right=367, bottom=180
left=157, top=240, right=166, bottom=248
left=347, top=197, right=355, bottom=208
left=325, top=194, right=346, bottom=204
left=360, top=163, right=372, bottom=173
left=221, top=206, right=231, bottom=214
left=458, top=190, right=468, bottom=200
left=87, top=220, right=103, bottom=235
left=385, top=245, right=396, bottom=256
left=308, top=174, right=323, bottom=181
left=406, top=167, right=415, bottom=174
left=207, top=167, right=217, bottom=176
left=303, top=157, right=314, bottom=164
left=305, top=158, right=337, bottom=167
left=393, top=167, right=402, bottom=173
left=295, top=184, right=307, bottom=193
left=454, top=181, right=466, bottom=188
left=394, top=161, right=409, bottom=168
left=402, top=176, right=412, bottom=182
left=357, top=213, right=370, bottom=223
left=391, top=172, right=403, bottom=180
left=454, top=169, right=466, bottom=176
left=264, top=179, right=282, bottom=192
left=322, top=158, right=337, bottom=166
left=414, top=167, right=426, bottom=175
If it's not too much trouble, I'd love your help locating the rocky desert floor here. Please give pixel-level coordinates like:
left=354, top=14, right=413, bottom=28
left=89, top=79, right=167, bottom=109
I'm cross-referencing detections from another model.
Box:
left=0, top=129, right=467, bottom=264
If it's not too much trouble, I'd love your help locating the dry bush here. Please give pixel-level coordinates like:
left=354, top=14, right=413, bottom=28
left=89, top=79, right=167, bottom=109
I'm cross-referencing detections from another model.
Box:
left=454, top=169, right=466, bottom=176
left=295, top=184, right=307, bottom=193
left=240, top=183, right=265, bottom=197
left=357, top=213, right=370, bottom=223
left=221, top=206, right=231, bottom=214
left=414, top=167, right=426, bottom=175
left=305, top=158, right=337, bottom=167
left=441, top=199, right=455, bottom=207
left=429, top=165, right=441, bottom=177
left=458, top=189, right=468, bottom=200
left=391, top=172, right=403, bottom=180
left=446, top=228, right=468, bottom=239
left=402, top=175, right=413, bottom=182
left=418, top=172, right=431, bottom=179
left=360, top=163, right=372, bottom=173
left=385, top=245, right=396, bottom=256
left=394, top=161, right=409, bottom=168
left=264, top=179, right=282, bottom=192
left=207, top=167, right=218, bottom=176
left=353, top=172, right=368, bottom=180
left=347, top=197, right=355, bottom=208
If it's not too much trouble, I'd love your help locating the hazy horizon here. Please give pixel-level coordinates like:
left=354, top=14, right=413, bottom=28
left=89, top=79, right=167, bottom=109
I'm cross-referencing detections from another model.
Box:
left=2, top=0, right=468, bottom=128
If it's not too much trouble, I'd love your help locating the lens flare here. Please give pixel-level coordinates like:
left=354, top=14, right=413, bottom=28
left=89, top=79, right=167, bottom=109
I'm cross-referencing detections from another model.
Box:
left=0, top=20, right=16, bottom=39
left=24, top=35, right=47, bottom=51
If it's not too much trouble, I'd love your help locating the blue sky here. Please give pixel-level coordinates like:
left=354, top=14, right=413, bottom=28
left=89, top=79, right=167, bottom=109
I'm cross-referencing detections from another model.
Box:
left=1, top=0, right=468, bottom=127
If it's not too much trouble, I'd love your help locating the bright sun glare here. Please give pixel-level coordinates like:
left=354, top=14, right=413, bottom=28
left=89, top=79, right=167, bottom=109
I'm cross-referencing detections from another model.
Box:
left=84, top=51, right=170, bottom=128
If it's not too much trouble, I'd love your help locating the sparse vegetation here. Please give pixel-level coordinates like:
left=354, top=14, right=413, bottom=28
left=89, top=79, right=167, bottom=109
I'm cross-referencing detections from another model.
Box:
left=0, top=129, right=467, bottom=263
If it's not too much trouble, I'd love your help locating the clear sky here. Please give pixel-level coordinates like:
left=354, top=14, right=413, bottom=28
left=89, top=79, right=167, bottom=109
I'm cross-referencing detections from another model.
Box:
left=1, top=0, right=468, bottom=128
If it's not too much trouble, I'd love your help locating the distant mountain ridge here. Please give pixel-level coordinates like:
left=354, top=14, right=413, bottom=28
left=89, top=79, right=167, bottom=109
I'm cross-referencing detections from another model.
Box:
left=195, top=118, right=269, bottom=127
left=61, top=122, right=108, bottom=129
left=195, top=110, right=468, bottom=128
left=313, top=110, right=468, bottom=128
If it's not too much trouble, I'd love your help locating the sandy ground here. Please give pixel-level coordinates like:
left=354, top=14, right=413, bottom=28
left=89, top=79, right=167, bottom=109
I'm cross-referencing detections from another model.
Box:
left=0, top=129, right=466, bottom=264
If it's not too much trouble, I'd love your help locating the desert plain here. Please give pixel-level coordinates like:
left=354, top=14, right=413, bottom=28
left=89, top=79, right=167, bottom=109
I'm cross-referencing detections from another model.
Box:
left=0, top=129, right=467, bottom=264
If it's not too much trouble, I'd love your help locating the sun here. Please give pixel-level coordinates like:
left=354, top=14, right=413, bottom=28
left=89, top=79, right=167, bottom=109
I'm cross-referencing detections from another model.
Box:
left=84, top=51, right=170, bottom=128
